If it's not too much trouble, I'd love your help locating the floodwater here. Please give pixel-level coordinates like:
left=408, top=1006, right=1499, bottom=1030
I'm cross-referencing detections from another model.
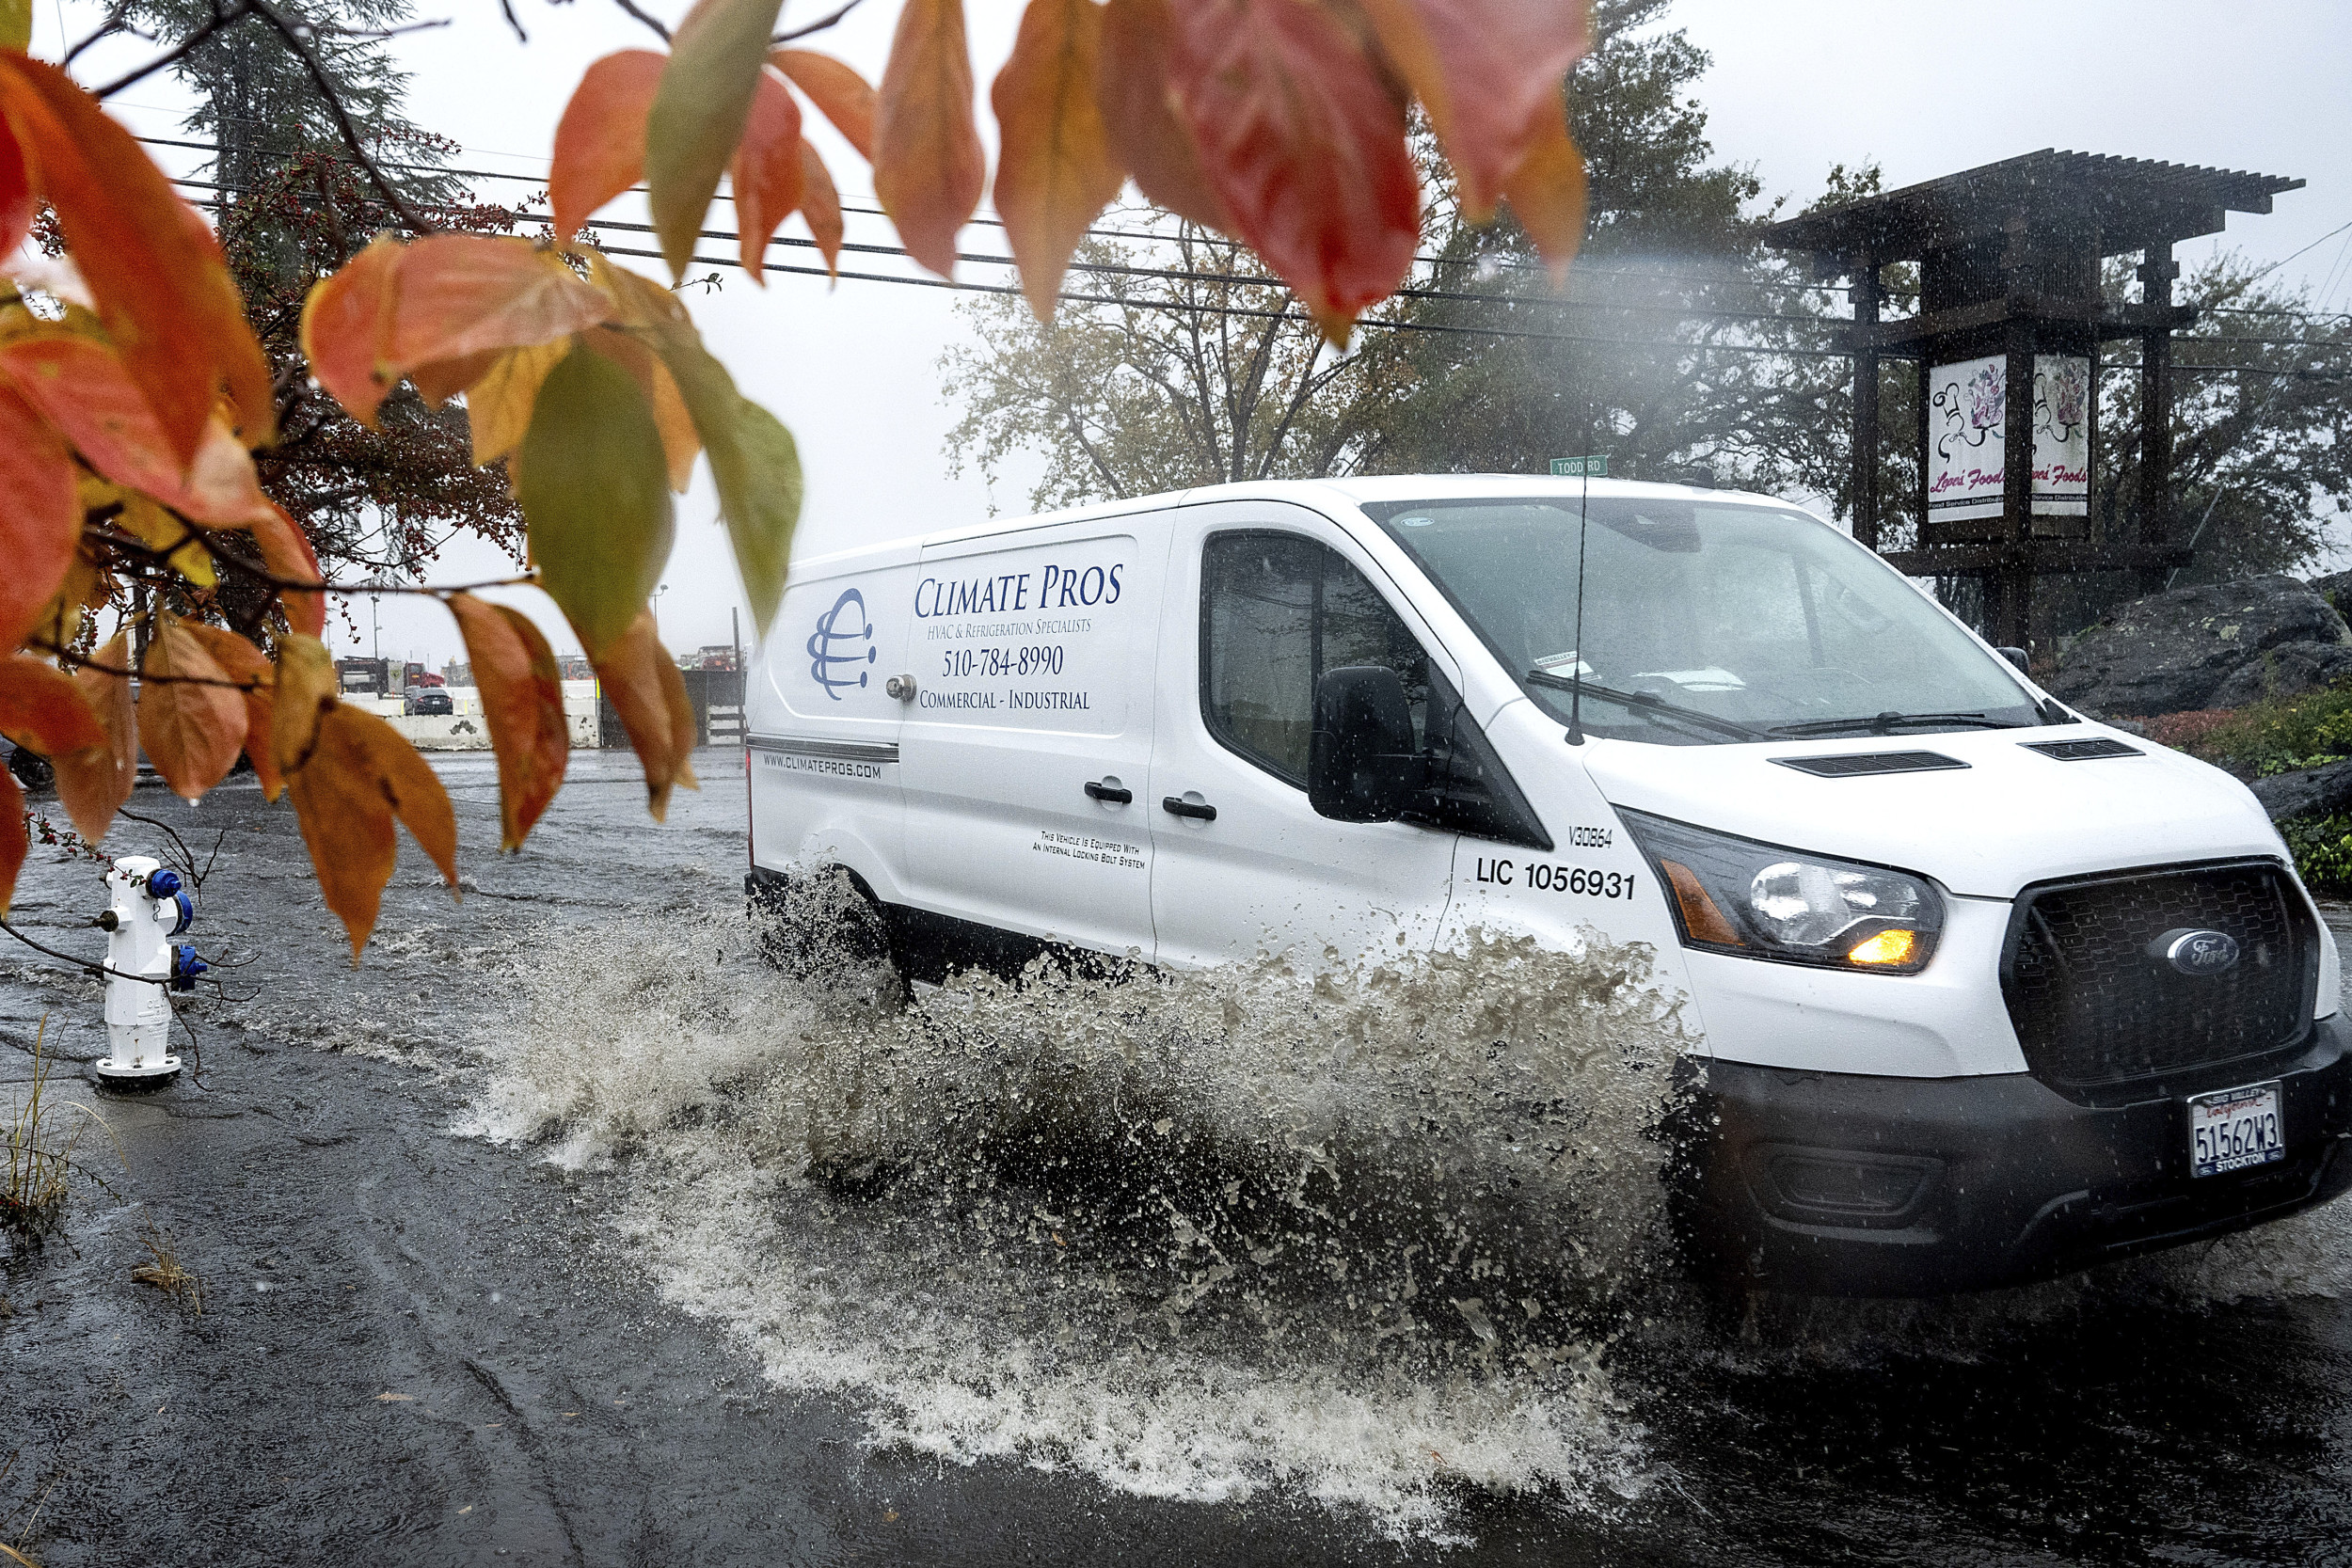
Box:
left=5, top=749, right=2352, bottom=1565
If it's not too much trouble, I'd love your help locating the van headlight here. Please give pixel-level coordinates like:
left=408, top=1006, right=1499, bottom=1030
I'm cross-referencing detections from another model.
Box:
left=1617, top=809, right=1943, bottom=974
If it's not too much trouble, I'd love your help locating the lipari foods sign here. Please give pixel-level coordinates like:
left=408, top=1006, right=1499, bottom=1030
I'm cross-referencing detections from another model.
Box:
left=1926, top=354, right=2091, bottom=522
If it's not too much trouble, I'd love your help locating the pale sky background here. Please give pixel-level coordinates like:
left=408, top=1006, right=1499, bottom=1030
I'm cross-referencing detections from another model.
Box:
left=46, top=0, right=2352, bottom=669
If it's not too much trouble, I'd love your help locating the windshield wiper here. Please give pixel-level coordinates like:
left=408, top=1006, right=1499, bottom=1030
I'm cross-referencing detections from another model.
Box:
left=1767, top=710, right=2031, bottom=737
left=1524, top=670, right=1771, bottom=741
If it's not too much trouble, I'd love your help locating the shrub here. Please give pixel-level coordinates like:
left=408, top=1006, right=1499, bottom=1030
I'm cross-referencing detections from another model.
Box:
left=2281, top=811, right=2352, bottom=897
left=2187, top=682, right=2352, bottom=777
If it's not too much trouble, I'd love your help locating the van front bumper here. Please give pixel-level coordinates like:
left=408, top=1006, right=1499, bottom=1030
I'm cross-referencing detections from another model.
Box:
left=1681, top=1015, right=2352, bottom=1296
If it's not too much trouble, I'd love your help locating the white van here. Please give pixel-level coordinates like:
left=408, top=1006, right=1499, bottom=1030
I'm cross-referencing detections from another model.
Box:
left=745, top=477, right=2352, bottom=1295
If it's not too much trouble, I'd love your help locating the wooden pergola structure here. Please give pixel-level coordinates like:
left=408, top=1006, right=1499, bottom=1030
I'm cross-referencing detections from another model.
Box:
left=1762, top=150, right=2301, bottom=648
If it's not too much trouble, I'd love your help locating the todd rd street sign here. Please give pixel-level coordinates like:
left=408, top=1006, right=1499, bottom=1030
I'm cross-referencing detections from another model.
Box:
left=1549, top=455, right=1608, bottom=477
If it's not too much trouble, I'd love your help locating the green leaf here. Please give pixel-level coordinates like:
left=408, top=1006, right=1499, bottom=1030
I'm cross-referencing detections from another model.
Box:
left=645, top=0, right=787, bottom=279
left=516, top=342, right=676, bottom=659
left=0, top=0, right=29, bottom=53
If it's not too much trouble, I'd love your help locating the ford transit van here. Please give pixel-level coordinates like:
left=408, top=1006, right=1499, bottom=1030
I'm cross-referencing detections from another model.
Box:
left=745, top=477, right=2352, bottom=1295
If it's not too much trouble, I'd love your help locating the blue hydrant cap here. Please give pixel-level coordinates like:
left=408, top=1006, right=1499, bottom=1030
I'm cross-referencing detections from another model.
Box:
left=147, top=868, right=183, bottom=898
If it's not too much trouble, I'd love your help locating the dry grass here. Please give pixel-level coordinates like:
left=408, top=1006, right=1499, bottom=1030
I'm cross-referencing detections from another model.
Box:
left=3, top=1019, right=119, bottom=1249
left=129, top=1212, right=205, bottom=1315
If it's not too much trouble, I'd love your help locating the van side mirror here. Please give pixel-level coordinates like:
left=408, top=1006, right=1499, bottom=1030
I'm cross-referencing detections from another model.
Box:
left=1310, top=666, right=1422, bottom=822
left=1995, top=645, right=2029, bottom=674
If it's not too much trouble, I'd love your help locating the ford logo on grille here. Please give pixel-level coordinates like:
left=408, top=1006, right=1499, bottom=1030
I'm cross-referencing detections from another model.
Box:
left=2152, top=927, right=2241, bottom=976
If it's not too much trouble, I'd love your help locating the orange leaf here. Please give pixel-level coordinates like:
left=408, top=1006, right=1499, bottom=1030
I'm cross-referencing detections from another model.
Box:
left=0, top=110, right=31, bottom=263
left=0, top=57, right=272, bottom=457
left=772, top=49, right=876, bottom=159
left=249, top=504, right=326, bottom=639
left=270, top=634, right=338, bottom=784
left=408, top=347, right=504, bottom=407
left=1356, top=0, right=1590, bottom=224
left=49, top=631, right=134, bottom=842
left=579, top=325, right=700, bottom=492
left=0, top=383, right=78, bottom=654
left=177, top=621, right=279, bottom=800
left=300, top=234, right=615, bottom=425
left=873, top=0, right=985, bottom=277
left=0, top=764, right=23, bottom=917
left=1165, top=0, right=1419, bottom=339
left=992, top=0, right=1122, bottom=320
left=550, top=49, right=669, bottom=241
left=448, top=594, right=569, bottom=850
left=0, top=334, right=273, bottom=526
left=732, top=70, right=804, bottom=278
left=137, top=614, right=247, bottom=800
left=797, top=141, right=846, bottom=275
left=0, top=653, right=105, bottom=755
left=286, top=705, right=458, bottom=958
left=1096, top=0, right=1232, bottom=234
left=591, top=610, right=699, bottom=821
left=1501, top=89, right=1586, bottom=284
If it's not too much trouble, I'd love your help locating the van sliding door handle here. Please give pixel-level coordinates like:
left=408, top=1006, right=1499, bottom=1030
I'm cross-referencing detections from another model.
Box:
left=1162, top=796, right=1217, bottom=822
left=1084, top=780, right=1134, bottom=804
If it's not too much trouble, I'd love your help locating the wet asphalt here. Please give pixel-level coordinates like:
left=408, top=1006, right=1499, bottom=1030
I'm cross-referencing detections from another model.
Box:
left=4, top=751, right=2352, bottom=1566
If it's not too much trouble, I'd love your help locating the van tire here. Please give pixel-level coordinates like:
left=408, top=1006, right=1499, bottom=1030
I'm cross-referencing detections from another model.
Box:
left=747, top=866, right=911, bottom=1009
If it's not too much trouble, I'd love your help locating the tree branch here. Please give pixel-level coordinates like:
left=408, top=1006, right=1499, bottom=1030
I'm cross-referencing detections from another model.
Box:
left=774, top=0, right=864, bottom=44
left=92, top=0, right=250, bottom=99
left=244, top=0, right=440, bottom=234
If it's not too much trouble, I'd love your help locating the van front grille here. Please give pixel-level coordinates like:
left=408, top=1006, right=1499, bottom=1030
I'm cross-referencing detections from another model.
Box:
left=2001, top=861, right=2316, bottom=1090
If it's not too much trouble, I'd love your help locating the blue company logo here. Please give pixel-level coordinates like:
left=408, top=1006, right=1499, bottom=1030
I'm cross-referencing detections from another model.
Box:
left=2157, top=927, right=2240, bottom=977
left=806, top=588, right=877, bottom=699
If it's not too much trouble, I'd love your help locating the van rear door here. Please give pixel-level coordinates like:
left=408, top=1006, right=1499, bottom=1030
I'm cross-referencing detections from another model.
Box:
left=898, top=515, right=1169, bottom=958
left=1148, top=500, right=1461, bottom=969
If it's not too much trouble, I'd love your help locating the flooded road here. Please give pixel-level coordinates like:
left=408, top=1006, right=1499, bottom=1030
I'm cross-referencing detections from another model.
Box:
left=6, top=750, right=2352, bottom=1564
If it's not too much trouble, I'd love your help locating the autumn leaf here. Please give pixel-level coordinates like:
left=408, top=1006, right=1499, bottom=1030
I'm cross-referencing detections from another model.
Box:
left=1501, top=89, right=1586, bottom=283
left=578, top=325, right=699, bottom=491
left=300, top=234, right=615, bottom=425
left=270, top=634, right=339, bottom=783
left=0, top=383, right=78, bottom=654
left=248, top=503, right=327, bottom=639
left=550, top=49, right=668, bottom=241
left=408, top=347, right=504, bottom=407
left=287, top=704, right=459, bottom=958
left=447, top=594, right=569, bottom=850
left=1096, top=0, right=1232, bottom=234
left=138, top=615, right=247, bottom=800
left=0, top=333, right=275, bottom=527
left=0, top=57, right=272, bottom=457
left=773, top=49, right=876, bottom=159
left=0, top=654, right=106, bottom=756
left=515, top=341, right=675, bottom=660
left=592, top=610, right=699, bottom=820
left=874, top=0, right=985, bottom=277
left=178, top=621, right=280, bottom=800
left=118, top=493, right=215, bottom=587
left=0, top=763, right=23, bottom=917
left=0, top=111, right=31, bottom=264
left=732, top=70, right=804, bottom=279
left=1356, top=0, right=1589, bottom=224
left=19, top=545, right=99, bottom=661
left=993, top=0, right=1121, bottom=319
left=645, top=0, right=787, bottom=279
left=0, top=0, right=27, bottom=56
left=466, top=340, right=570, bottom=468
left=49, top=631, right=135, bottom=843
left=797, top=141, right=846, bottom=275
left=1165, top=0, right=1419, bottom=339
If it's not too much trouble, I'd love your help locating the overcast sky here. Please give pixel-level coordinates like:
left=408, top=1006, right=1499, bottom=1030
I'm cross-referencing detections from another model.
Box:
left=53, top=0, right=2352, bottom=669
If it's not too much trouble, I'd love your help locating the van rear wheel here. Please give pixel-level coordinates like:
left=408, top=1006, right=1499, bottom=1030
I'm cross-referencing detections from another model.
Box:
left=747, top=866, right=910, bottom=1009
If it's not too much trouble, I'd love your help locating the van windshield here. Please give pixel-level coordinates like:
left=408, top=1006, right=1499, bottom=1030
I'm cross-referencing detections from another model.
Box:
left=1366, top=498, right=2042, bottom=745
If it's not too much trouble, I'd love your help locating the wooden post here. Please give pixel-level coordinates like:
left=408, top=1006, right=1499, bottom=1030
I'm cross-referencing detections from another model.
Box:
left=1851, top=259, right=1882, bottom=550
left=2138, top=240, right=2178, bottom=594
left=1993, top=216, right=2036, bottom=649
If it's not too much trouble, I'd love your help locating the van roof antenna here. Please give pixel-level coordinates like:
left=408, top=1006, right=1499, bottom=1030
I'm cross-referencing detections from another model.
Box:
left=1565, top=452, right=1592, bottom=747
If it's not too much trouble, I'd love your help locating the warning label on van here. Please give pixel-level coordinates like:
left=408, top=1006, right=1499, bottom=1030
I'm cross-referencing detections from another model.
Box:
left=911, top=536, right=1133, bottom=735
left=1034, top=829, right=1146, bottom=871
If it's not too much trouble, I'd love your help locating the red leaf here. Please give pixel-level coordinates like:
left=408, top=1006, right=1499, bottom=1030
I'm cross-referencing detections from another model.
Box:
left=137, top=614, right=247, bottom=800
left=992, top=0, right=1123, bottom=319
left=0, top=110, right=31, bottom=261
left=250, top=503, right=327, bottom=639
left=0, top=57, right=273, bottom=457
left=798, top=141, right=846, bottom=275
left=591, top=610, right=699, bottom=821
left=772, top=49, right=876, bottom=159
left=550, top=50, right=669, bottom=242
left=448, top=594, right=570, bottom=850
left=1357, top=0, right=1592, bottom=222
left=286, top=704, right=459, bottom=959
left=732, top=70, right=805, bottom=278
left=0, top=764, right=23, bottom=918
left=0, top=653, right=105, bottom=755
left=300, top=233, right=616, bottom=425
left=0, top=333, right=274, bottom=526
left=49, top=632, right=135, bottom=843
left=1097, top=0, right=1232, bottom=234
left=873, top=0, right=985, bottom=277
left=0, top=382, right=78, bottom=654
left=1165, top=0, right=1420, bottom=338
left=177, top=621, right=280, bottom=800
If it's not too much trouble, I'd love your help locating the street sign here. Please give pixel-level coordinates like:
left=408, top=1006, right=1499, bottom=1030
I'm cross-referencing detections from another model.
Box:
left=1549, top=455, right=1608, bottom=478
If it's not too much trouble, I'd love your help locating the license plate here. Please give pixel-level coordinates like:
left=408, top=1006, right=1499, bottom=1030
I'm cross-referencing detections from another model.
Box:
left=2188, top=1081, right=2284, bottom=1178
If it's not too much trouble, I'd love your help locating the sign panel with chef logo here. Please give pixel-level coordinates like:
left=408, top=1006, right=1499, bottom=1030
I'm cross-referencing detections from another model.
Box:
left=1926, top=354, right=2091, bottom=522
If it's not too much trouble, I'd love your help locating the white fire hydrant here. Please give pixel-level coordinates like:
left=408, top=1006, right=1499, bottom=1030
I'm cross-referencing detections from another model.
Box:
left=94, top=854, right=201, bottom=1086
